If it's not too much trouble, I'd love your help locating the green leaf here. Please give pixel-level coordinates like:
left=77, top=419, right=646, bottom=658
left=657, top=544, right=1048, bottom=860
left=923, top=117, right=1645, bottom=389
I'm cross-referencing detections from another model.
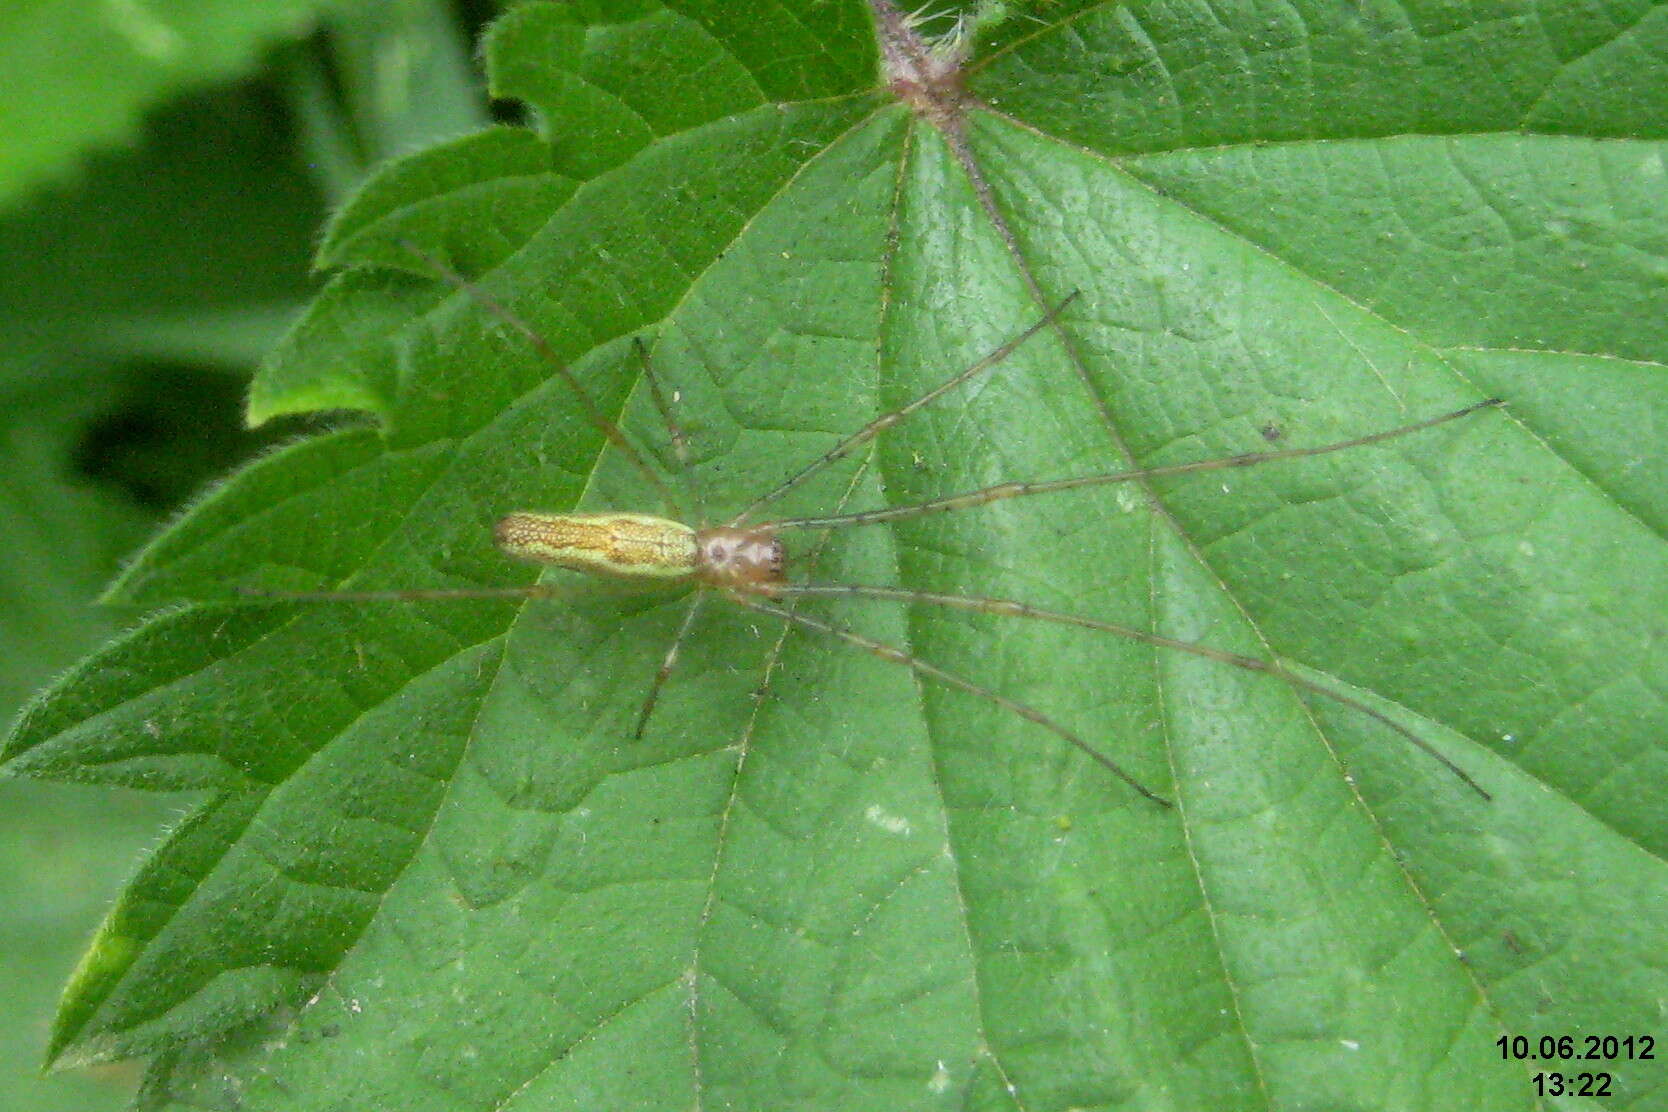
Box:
left=0, top=305, right=190, bottom=1112
left=0, top=0, right=360, bottom=209
left=0, top=80, right=326, bottom=380
left=0, top=781, right=175, bottom=1112
left=9, top=2, right=1668, bottom=1108
left=281, top=0, right=491, bottom=203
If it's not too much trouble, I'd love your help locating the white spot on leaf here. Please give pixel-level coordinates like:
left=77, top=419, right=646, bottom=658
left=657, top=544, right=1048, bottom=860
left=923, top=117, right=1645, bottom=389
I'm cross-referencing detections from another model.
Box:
left=865, top=804, right=912, bottom=836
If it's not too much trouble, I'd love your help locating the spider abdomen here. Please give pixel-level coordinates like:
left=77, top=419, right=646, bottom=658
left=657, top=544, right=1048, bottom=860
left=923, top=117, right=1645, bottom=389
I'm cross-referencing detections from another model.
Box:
left=495, top=512, right=698, bottom=580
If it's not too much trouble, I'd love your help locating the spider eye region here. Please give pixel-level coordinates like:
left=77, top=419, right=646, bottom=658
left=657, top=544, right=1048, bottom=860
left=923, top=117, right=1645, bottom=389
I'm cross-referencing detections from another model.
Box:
left=695, top=527, right=786, bottom=589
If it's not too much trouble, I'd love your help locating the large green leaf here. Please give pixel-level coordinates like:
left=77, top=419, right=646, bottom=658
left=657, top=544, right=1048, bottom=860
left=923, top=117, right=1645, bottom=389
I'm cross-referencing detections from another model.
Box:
left=7, top=2, right=1667, bottom=1108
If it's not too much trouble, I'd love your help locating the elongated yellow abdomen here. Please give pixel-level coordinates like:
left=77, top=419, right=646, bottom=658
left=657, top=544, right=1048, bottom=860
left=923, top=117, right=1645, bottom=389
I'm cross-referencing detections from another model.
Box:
left=493, top=512, right=698, bottom=580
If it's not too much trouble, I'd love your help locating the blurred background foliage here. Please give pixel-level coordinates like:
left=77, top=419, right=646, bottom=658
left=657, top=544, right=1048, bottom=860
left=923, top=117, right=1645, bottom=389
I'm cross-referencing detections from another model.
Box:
left=0, top=2, right=498, bottom=1106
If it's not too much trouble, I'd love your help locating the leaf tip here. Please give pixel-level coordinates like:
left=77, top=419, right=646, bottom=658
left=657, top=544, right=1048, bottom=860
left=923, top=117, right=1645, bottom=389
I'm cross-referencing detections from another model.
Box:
left=45, top=920, right=143, bottom=1070
left=244, top=379, right=389, bottom=430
